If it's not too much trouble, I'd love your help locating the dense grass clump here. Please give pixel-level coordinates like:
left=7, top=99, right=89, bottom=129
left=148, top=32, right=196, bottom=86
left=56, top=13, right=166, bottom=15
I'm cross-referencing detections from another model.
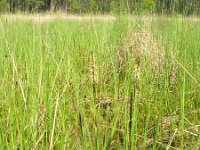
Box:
left=0, top=15, right=199, bottom=149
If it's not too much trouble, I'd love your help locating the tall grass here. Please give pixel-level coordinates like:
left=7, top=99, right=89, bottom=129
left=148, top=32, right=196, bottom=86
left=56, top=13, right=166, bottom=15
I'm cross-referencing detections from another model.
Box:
left=0, top=15, right=199, bottom=149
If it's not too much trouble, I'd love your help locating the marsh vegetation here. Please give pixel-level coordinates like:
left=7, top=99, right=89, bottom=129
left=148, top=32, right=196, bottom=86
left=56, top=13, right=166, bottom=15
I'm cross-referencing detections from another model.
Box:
left=0, top=15, right=199, bottom=149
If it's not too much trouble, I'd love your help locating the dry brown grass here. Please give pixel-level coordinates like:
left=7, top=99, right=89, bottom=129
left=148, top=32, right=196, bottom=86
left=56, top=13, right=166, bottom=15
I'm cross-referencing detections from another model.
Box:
left=124, top=30, right=165, bottom=73
left=117, top=23, right=177, bottom=88
left=2, top=14, right=200, bottom=23
left=2, top=14, right=115, bottom=23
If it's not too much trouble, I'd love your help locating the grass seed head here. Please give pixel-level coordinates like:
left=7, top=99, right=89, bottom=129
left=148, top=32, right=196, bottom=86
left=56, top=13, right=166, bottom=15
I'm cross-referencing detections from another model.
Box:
left=89, top=54, right=99, bottom=85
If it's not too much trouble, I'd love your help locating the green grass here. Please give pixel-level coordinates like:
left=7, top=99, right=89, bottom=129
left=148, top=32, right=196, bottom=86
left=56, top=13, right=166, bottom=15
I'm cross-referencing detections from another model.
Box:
left=0, top=15, right=199, bottom=149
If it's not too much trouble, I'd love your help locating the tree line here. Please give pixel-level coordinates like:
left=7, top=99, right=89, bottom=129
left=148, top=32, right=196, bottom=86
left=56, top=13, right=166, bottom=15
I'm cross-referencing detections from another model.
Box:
left=0, top=0, right=200, bottom=15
